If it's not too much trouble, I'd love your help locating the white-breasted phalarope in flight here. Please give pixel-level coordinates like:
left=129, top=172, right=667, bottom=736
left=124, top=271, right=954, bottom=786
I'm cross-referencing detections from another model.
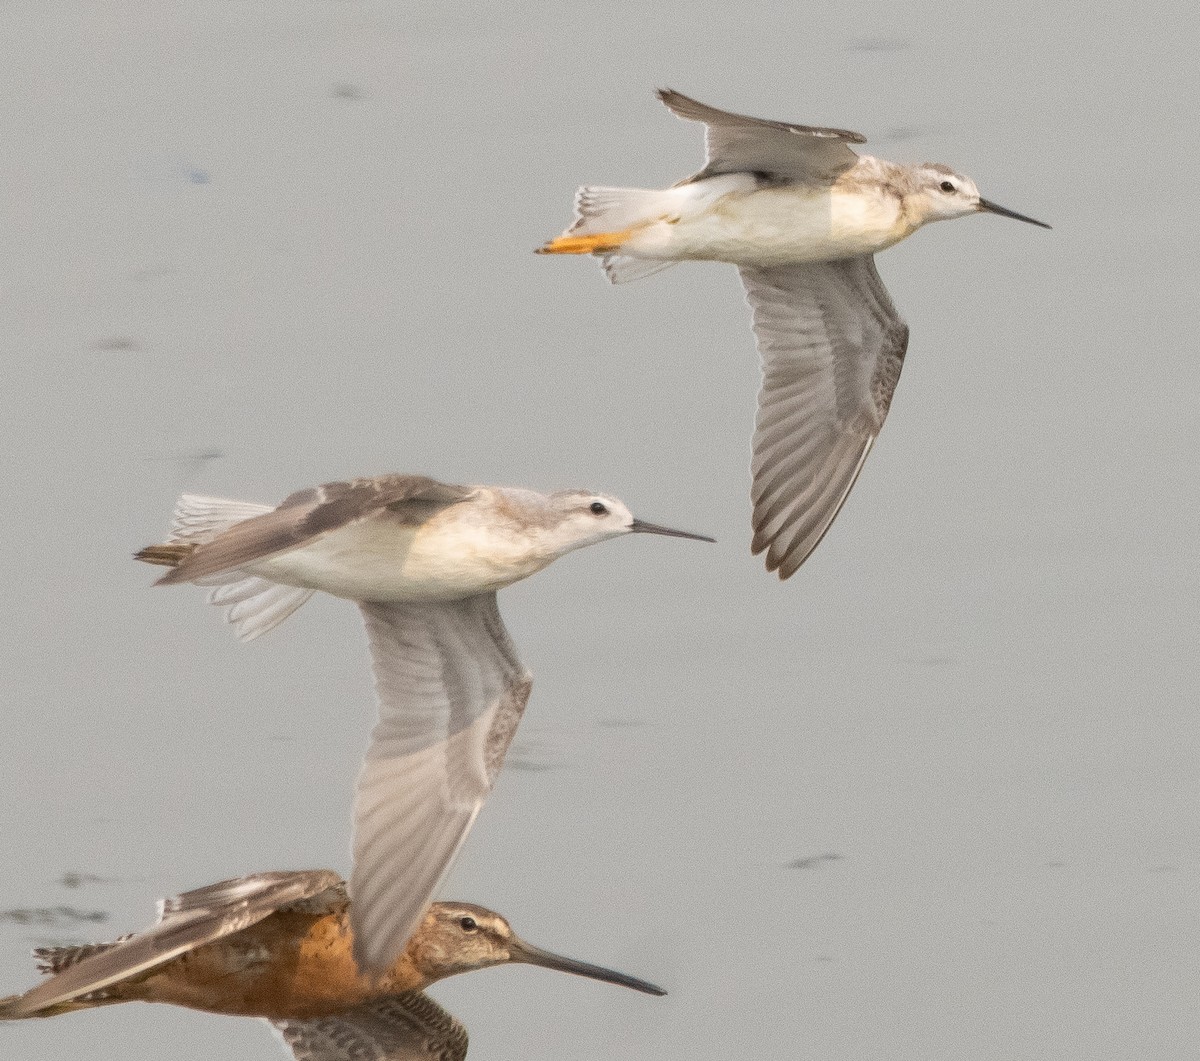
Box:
left=135, top=475, right=711, bottom=974
left=540, top=89, right=1049, bottom=579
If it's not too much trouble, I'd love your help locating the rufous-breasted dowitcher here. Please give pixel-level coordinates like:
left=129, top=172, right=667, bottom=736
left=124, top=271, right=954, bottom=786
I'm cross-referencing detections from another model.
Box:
left=0, top=870, right=664, bottom=1060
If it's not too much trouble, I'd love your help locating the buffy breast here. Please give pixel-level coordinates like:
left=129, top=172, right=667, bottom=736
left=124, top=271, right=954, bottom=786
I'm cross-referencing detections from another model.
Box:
left=626, top=184, right=907, bottom=266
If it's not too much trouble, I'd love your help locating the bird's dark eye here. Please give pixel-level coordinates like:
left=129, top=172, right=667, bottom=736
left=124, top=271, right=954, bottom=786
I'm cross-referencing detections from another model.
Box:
left=589, top=501, right=608, bottom=515
left=459, top=916, right=477, bottom=932
left=939, top=181, right=956, bottom=193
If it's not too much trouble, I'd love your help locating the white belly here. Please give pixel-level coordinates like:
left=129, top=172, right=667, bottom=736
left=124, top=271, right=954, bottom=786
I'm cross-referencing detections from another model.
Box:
left=625, top=185, right=911, bottom=266
left=246, top=517, right=547, bottom=603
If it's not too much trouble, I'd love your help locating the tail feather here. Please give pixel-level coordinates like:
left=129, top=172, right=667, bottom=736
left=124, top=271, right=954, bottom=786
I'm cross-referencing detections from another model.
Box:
left=168, top=495, right=275, bottom=543
left=538, top=186, right=676, bottom=282
left=0, top=992, right=127, bottom=1019
left=134, top=543, right=195, bottom=568
left=1, top=933, right=159, bottom=1019
left=600, top=254, right=678, bottom=284
left=0, top=942, right=129, bottom=1020
left=537, top=229, right=635, bottom=255
left=568, top=186, right=673, bottom=235
left=206, top=579, right=316, bottom=642
left=134, top=494, right=275, bottom=571
left=0, top=948, right=131, bottom=1020
left=141, top=493, right=313, bottom=640
left=34, top=938, right=129, bottom=977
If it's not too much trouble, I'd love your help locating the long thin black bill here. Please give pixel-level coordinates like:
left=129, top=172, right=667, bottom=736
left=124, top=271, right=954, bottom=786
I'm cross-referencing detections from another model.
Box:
left=629, top=518, right=715, bottom=543
left=513, top=941, right=668, bottom=996
left=978, top=198, right=1051, bottom=229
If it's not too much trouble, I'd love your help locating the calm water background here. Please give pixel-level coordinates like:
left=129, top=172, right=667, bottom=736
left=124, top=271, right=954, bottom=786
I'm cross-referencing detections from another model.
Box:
left=1, top=2, right=1197, bottom=1058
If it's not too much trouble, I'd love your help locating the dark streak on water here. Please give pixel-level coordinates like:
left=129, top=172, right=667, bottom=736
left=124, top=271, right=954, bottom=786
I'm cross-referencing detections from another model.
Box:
left=0, top=907, right=108, bottom=927
left=92, top=337, right=142, bottom=353
left=786, top=853, right=844, bottom=870
left=57, top=873, right=110, bottom=890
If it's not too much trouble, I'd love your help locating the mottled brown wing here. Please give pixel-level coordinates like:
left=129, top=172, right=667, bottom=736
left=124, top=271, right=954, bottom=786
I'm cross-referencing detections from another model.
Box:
left=658, top=88, right=864, bottom=185
left=5, top=871, right=343, bottom=1018
left=157, top=870, right=345, bottom=917
left=740, top=257, right=909, bottom=579
left=154, top=475, right=473, bottom=585
left=350, top=594, right=533, bottom=974
left=271, top=992, right=468, bottom=1061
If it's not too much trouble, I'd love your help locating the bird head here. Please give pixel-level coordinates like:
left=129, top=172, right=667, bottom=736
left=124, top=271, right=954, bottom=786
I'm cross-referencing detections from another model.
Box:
left=406, top=902, right=667, bottom=995
left=538, top=490, right=714, bottom=557
left=909, top=163, right=1049, bottom=229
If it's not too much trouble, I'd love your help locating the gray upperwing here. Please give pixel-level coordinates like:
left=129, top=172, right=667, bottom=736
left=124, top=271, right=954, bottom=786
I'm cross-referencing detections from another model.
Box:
left=5, top=870, right=343, bottom=1018
left=271, top=992, right=468, bottom=1061
left=156, top=474, right=473, bottom=585
left=658, top=88, right=865, bottom=185
left=349, top=595, right=533, bottom=974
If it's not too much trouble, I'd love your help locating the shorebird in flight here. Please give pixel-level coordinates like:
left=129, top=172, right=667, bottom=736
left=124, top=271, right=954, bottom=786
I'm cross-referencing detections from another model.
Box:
left=0, top=869, right=664, bottom=1060
left=540, top=89, right=1049, bottom=578
left=136, top=475, right=711, bottom=973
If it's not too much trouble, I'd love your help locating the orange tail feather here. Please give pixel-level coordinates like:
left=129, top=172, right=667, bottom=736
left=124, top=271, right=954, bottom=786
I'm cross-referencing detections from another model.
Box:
left=536, top=229, right=635, bottom=255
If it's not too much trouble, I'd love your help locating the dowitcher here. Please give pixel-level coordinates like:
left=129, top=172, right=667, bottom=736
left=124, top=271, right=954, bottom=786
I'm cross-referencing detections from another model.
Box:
left=540, top=89, right=1049, bottom=579
left=135, top=475, right=711, bottom=973
left=0, top=870, right=664, bottom=1060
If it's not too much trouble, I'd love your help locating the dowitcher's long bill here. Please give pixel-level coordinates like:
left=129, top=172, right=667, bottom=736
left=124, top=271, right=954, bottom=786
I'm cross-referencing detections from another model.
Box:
left=134, top=475, right=710, bottom=974
left=0, top=870, right=664, bottom=1059
left=539, top=89, right=1049, bottom=579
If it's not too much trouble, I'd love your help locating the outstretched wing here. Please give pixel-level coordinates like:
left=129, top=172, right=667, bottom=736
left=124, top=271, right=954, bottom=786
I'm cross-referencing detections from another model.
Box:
left=6, top=871, right=343, bottom=1017
left=740, top=257, right=909, bottom=579
left=350, top=594, right=533, bottom=974
left=271, top=992, right=468, bottom=1061
left=154, top=475, right=473, bottom=585
left=658, top=88, right=864, bottom=185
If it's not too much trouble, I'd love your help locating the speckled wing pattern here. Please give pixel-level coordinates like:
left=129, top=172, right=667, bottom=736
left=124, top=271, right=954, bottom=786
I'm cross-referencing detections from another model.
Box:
left=4, top=870, right=343, bottom=1018
left=350, top=594, right=533, bottom=974
left=657, top=88, right=865, bottom=185
left=740, top=257, right=909, bottom=579
left=154, top=475, right=474, bottom=586
left=271, top=992, right=468, bottom=1061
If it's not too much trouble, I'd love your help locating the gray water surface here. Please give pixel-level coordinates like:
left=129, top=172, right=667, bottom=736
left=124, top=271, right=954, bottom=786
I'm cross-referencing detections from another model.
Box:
left=2, top=2, right=1198, bottom=1058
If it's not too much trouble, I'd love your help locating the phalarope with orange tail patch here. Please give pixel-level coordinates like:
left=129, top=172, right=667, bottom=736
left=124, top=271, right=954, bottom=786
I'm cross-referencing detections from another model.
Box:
left=540, top=89, right=1049, bottom=579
